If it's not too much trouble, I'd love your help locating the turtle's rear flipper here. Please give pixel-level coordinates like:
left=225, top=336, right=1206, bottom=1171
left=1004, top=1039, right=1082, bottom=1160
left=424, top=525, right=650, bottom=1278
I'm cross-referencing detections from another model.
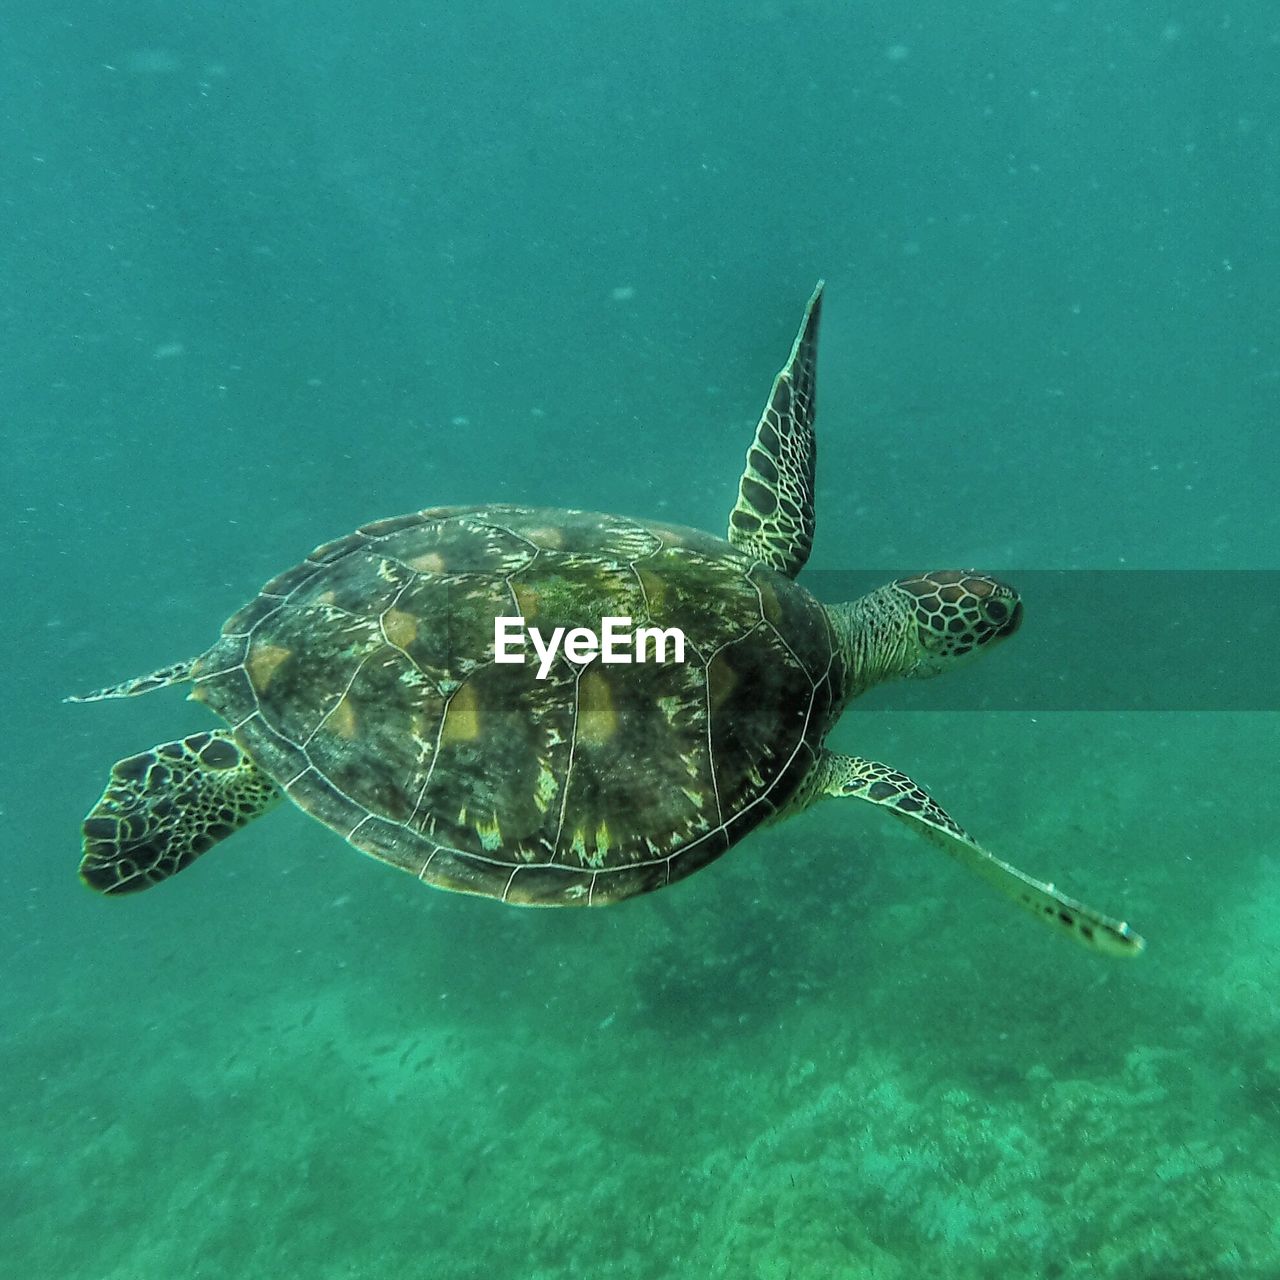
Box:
left=802, top=750, right=1145, bottom=957
left=65, top=657, right=199, bottom=703
left=79, top=731, right=281, bottom=894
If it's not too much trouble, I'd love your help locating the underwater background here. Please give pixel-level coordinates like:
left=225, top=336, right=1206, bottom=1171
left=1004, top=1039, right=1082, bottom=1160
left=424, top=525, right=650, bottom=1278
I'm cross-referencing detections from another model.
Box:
left=4, top=1, right=1278, bottom=1276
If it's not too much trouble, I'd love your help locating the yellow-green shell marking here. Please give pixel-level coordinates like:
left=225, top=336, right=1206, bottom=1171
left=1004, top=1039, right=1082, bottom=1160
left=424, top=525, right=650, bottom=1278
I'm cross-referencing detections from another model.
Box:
left=190, top=505, right=844, bottom=905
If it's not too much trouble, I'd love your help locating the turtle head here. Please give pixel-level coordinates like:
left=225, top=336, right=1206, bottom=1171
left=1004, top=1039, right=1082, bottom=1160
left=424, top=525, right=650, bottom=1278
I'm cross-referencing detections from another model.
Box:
left=893, top=571, right=1023, bottom=678
left=827, top=571, right=1023, bottom=699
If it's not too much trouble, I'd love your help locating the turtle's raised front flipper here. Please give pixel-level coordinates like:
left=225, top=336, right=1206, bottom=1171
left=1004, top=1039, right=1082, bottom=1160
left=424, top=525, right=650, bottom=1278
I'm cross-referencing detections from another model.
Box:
left=79, top=731, right=281, bottom=894
left=728, top=281, right=823, bottom=579
left=800, top=750, right=1145, bottom=957
left=66, top=657, right=199, bottom=703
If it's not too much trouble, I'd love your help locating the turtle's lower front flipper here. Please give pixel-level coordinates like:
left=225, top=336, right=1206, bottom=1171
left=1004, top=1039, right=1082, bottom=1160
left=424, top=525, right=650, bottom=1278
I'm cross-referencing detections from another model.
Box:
left=80, top=731, right=281, bottom=894
left=799, top=750, right=1145, bottom=957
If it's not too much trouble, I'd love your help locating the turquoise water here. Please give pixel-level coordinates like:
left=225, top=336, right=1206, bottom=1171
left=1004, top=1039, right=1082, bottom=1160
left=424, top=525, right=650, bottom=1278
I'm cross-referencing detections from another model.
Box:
left=5, top=2, right=1279, bottom=1276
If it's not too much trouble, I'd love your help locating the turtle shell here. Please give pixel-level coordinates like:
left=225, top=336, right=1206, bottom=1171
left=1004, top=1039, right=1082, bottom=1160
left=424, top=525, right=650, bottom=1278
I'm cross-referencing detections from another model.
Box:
left=190, top=505, right=844, bottom=905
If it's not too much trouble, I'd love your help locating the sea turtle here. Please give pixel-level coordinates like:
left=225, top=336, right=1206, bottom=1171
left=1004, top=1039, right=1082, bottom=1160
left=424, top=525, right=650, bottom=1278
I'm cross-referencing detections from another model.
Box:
left=71, top=283, right=1144, bottom=956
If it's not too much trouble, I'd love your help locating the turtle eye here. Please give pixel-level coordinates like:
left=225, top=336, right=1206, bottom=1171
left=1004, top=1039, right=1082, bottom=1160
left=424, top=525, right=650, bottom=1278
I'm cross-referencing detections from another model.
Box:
left=986, top=597, right=1022, bottom=637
